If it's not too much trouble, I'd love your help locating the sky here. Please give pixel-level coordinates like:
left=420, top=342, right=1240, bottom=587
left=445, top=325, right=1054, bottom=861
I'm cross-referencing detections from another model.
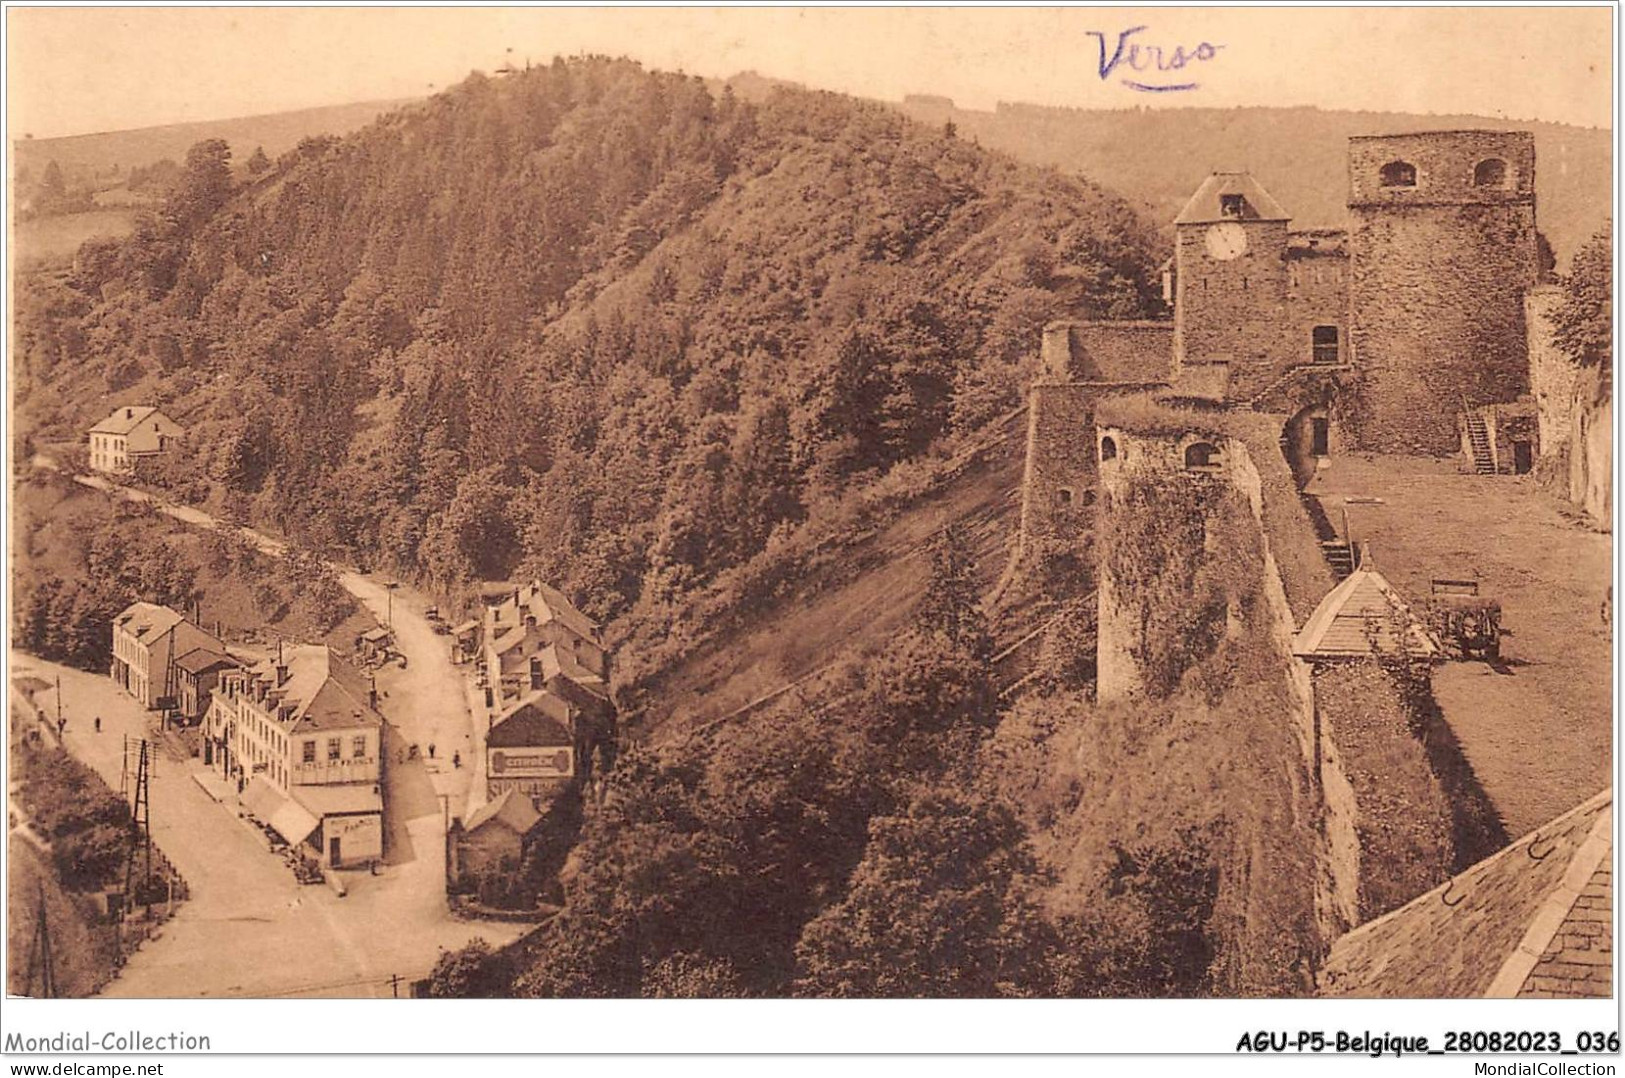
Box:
left=6, top=6, right=1615, bottom=140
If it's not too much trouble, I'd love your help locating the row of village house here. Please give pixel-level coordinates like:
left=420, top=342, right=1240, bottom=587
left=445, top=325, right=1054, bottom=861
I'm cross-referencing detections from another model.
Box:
left=107, top=582, right=612, bottom=878
left=111, top=601, right=386, bottom=870
left=93, top=404, right=613, bottom=876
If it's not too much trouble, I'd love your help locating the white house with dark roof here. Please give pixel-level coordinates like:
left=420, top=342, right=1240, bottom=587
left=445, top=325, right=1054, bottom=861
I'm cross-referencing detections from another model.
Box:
left=207, top=644, right=385, bottom=867
left=88, top=405, right=182, bottom=474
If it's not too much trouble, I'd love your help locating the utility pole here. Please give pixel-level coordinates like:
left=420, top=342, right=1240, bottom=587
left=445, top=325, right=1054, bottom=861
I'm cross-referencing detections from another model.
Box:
left=27, top=879, right=55, bottom=998
left=123, top=738, right=153, bottom=906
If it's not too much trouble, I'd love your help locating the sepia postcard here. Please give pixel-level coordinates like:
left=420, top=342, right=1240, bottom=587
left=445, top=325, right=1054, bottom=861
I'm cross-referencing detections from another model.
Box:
left=2, top=3, right=1616, bottom=1065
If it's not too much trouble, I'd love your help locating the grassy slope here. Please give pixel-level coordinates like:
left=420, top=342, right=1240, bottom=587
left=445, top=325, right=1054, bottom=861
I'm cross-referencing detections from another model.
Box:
left=14, top=211, right=143, bottom=270
left=631, top=411, right=1030, bottom=741
left=6, top=833, right=118, bottom=998
left=14, top=98, right=419, bottom=179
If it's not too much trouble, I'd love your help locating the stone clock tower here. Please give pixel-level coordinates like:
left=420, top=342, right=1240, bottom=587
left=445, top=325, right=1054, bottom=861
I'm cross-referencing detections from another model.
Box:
left=1172, top=172, right=1293, bottom=397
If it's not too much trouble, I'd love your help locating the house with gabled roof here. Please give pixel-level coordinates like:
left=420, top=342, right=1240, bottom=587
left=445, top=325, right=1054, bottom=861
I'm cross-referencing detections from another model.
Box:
left=88, top=405, right=182, bottom=474
left=485, top=687, right=576, bottom=806
left=454, top=789, right=543, bottom=879
left=208, top=644, right=385, bottom=867
left=1320, top=789, right=1611, bottom=997
left=482, top=580, right=607, bottom=708
left=111, top=601, right=226, bottom=710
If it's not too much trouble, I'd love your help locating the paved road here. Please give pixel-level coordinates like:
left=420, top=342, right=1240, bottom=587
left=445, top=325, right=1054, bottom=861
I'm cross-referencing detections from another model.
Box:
left=14, top=656, right=523, bottom=998
left=68, top=467, right=475, bottom=811
left=23, top=468, right=521, bottom=996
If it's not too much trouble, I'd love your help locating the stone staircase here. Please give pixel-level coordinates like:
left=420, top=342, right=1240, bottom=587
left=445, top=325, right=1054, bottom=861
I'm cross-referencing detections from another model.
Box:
left=1320, top=538, right=1356, bottom=581
left=1464, top=412, right=1496, bottom=474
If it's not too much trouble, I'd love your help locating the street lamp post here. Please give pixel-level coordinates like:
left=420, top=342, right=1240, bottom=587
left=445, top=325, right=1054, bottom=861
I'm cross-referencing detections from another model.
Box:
left=385, top=582, right=400, bottom=628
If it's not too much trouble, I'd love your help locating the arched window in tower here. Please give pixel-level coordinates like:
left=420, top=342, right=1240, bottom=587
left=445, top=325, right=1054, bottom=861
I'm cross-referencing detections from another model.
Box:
left=1379, top=160, right=1417, bottom=188
left=1184, top=441, right=1222, bottom=470
left=1473, top=158, right=1509, bottom=188
left=1100, top=436, right=1118, bottom=462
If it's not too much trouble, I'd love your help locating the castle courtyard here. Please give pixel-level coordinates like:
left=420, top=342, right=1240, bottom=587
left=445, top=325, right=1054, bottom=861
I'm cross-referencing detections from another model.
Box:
left=1305, top=454, right=1611, bottom=836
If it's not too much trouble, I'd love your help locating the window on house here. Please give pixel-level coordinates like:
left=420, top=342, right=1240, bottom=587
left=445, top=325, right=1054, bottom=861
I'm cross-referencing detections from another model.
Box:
left=1312, top=325, right=1340, bottom=364
left=1100, top=436, right=1118, bottom=461
left=1473, top=158, right=1508, bottom=188
left=1056, top=488, right=1074, bottom=506
left=327, top=737, right=341, bottom=761
left=1184, top=442, right=1221, bottom=470
left=352, top=736, right=367, bottom=759
left=1219, top=194, right=1245, bottom=218
left=1311, top=417, right=1330, bottom=457
left=1379, top=161, right=1417, bottom=188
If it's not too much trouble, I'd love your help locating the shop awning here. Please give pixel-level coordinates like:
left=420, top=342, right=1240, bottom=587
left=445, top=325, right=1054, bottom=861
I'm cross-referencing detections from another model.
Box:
left=241, top=776, right=321, bottom=847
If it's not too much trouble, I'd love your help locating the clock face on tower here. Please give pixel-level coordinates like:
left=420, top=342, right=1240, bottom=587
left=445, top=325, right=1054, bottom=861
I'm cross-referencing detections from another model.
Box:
left=1204, top=222, right=1249, bottom=261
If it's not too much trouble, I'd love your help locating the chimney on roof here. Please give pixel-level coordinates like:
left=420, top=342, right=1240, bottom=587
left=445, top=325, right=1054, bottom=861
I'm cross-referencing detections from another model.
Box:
left=125, top=408, right=133, bottom=419
left=276, top=663, right=289, bottom=687
left=369, top=673, right=378, bottom=710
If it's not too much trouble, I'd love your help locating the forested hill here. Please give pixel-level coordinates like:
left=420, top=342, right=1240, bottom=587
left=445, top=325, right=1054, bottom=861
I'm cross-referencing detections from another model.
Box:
left=16, top=56, right=1164, bottom=627
left=894, top=99, right=1611, bottom=266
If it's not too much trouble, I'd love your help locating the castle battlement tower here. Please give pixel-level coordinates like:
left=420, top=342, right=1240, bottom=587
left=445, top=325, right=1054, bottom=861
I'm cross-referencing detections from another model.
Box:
left=1346, top=130, right=1538, bottom=453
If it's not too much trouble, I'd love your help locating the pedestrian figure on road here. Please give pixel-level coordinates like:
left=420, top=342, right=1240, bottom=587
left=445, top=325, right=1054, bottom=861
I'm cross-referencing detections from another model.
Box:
left=57, top=716, right=66, bottom=738
left=94, top=716, right=101, bottom=734
left=452, top=751, right=461, bottom=769
left=428, top=742, right=436, bottom=759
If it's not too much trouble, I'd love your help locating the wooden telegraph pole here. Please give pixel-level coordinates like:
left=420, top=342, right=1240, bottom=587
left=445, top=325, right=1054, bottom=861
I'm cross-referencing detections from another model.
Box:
left=26, top=878, right=56, bottom=997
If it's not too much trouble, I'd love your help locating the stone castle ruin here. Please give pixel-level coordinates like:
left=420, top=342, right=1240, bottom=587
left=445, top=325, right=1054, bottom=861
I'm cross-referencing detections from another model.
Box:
left=1016, top=129, right=1583, bottom=949
left=1020, top=129, right=1554, bottom=553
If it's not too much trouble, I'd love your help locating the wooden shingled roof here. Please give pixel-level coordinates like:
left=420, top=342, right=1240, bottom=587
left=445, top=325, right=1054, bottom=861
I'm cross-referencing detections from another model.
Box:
left=1319, top=789, right=1612, bottom=998
left=1293, top=558, right=1438, bottom=660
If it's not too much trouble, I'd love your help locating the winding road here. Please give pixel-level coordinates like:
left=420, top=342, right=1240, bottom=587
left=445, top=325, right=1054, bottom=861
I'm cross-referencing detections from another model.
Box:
left=22, top=464, right=521, bottom=996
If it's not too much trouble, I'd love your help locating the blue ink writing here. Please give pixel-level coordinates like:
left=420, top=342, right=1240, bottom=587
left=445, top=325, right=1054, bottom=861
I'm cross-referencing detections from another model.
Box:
left=1087, top=26, right=1223, bottom=93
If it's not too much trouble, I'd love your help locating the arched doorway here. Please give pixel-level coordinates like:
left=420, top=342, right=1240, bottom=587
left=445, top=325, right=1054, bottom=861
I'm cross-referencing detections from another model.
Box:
left=1283, top=404, right=1331, bottom=488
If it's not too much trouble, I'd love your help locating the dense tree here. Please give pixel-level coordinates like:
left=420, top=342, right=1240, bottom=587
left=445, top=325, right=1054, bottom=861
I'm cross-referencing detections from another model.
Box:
left=13, top=58, right=1162, bottom=628
left=41, top=160, right=65, bottom=199
left=917, top=523, right=992, bottom=660
left=792, top=791, right=1049, bottom=997
left=424, top=939, right=500, bottom=997
left=164, top=139, right=234, bottom=235
left=1554, top=220, right=1612, bottom=381
left=246, top=145, right=271, bottom=176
